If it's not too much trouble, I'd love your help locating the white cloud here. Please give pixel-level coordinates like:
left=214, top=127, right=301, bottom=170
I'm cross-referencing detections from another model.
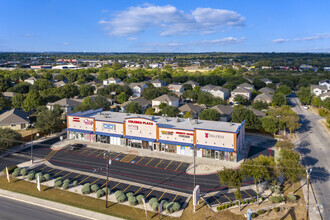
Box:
left=99, top=5, right=244, bottom=36
left=193, top=37, right=245, bottom=45
left=273, top=33, right=330, bottom=43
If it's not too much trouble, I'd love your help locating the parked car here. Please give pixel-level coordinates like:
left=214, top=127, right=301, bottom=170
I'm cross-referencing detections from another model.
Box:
left=303, top=106, right=309, bottom=109
left=70, top=143, right=84, bottom=151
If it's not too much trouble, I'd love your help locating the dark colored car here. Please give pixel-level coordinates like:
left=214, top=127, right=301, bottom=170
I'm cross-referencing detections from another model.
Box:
left=70, top=143, right=84, bottom=151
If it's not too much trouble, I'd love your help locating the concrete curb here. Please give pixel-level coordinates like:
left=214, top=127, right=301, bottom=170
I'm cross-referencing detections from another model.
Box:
left=0, top=189, right=122, bottom=220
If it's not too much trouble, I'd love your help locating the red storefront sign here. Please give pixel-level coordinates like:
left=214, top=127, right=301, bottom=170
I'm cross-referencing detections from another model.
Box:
left=176, top=131, right=193, bottom=136
left=127, top=120, right=153, bottom=125
left=73, top=117, right=80, bottom=122
left=84, top=119, right=93, bottom=125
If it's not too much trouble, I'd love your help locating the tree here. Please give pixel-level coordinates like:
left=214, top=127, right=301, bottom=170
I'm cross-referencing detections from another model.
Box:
left=261, top=116, right=279, bottom=135
left=58, top=84, right=79, bottom=98
left=252, top=100, right=269, bottom=110
left=272, top=93, right=285, bottom=107
left=145, top=107, right=155, bottom=115
left=0, top=76, right=10, bottom=92
left=217, top=167, right=244, bottom=210
left=276, top=85, right=292, bottom=95
left=183, top=84, right=192, bottom=91
left=279, top=149, right=306, bottom=193
left=78, top=85, right=94, bottom=97
left=0, top=128, right=22, bottom=152
left=125, top=102, right=141, bottom=114
left=116, top=92, right=130, bottom=104
left=241, top=155, right=276, bottom=202
left=297, top=87, right=312, bottom=105
left=11, top=82, right=31, bottom=94
left=0, top=94, right=11, bottom=111
left=75, top=95, right=110, bottom=112
left=33, top=79, right=53, bottom=91
left=182, top=90, right=198, bottom=101
left=232, top=105, right=261, bottom=130
left=234, top=95, right=249, bottom=105
left=36, top=109, right=63, bottom=134
left=184, top=111, right=194, bottom=118
left=161, top=106, right=179, bottom=117
left=199, top=109, right=220, bottom=121
left=253, top=79, right=266, bottom=90
left=23, top=90, right=41, bottom=112
left=67, top=72, right=78, bottom=82
left=311, top=96, right=322, bottom=107
left=12, top=93, right=25, bottom=109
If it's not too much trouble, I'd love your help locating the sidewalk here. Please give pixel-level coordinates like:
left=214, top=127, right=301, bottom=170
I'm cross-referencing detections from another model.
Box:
left=0, top=188, right=122, bottom=220
left=54, top=139, right=242, bottom=174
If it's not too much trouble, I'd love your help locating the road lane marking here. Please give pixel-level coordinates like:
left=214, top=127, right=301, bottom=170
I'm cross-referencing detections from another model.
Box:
left=91, top=177, right=102, bottom=185
left=146, top=189, right=154, bottom=199
left=212, top=194, right=222, bottom=205
left=223, top=193, right=232, bottom=202
left=40, top=166, right=48, bottom=170
left=72, top=173, right=82, bottom=180
left=47, top=150, right=58, bottom=161
left=120, top=154, right=131, bottom=162
left=62, top=172, right=73, bottom=179
left=78, top=175, right=91, bottom=184
left=155, top=159, right=163, bottom=168
left=134, top=186, right=144, bottom=195
left=100, top=179, right=112, bottom=188
left=123, top=184, right=131, bottom=192
left=128, top=155, right=137, bottom=163
left=46, top=168, right=55, bottom=173
left=81, top=148, right=91, bottom=155
left=95, top=150, right=106, bottom=157
left=88, top=149, right=99, bottom=156
left=54, top=170, right=63, bottom=176
left=174, top=162, right=183, bottom=171
left=136, top=156, right=145, bottom=164
left=242, top=189, right=253, bottom=199
left=145, top=158, right=154, bottom=166
left=111, top=182, right=121, bottom=190
left=158, top=190, right=167, bottom=200
left=172, top=192, right=179, bottom=202
left=164, top=160, right=173, bottom=169
left=112, top=153, right=122, bottom=160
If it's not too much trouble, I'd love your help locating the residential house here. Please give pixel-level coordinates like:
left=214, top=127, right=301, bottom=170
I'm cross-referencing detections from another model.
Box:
left=183, top=80, right=199, bottom=88
left=103, top=77, right=121, bottom=86
left=259, top=87, right=275, bottom=94
left=311, top=85, right=328, bottom=97
left=151, top=79, right=166, bottom=88
left=237, top=82, right=254, bottom=91
left=230, top=87, right=252, bottom=101
left=3, top=92, right=15, bottom=99
left=46, top=98, right=83, bottom=115
left=152, top=94, right=179, bottom=112
left=0, top=108, right=30, bottom=130
left=320, top=91, right=330, bottom=101
left=250, top=108, right=266, bottom=117
left=53, top=80, right=67, bottom=87
left=118, top=81, right=129, bottom=87
left=200, top=84, right=229, bottom=99
left=168, top=83, right=184, bottom=95
left=24, top=76, right=37, bottom=85
left=254, top=93, right=273, bottom=104
left=119, top=97, right=151, bottom=113
left=178, top=103, right=204, bottom=118
left=260, top=78, right=273, bottom=85
left=211, top=104, right=234, bottom=122
left=129, top=82, right=148, bottom=97
left=319, top=79, right=330, bottom=90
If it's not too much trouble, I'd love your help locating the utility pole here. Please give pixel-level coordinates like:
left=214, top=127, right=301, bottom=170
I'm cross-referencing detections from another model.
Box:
left=193, top=146, right=196, bottom=189
left=27, top=117, right=34, bottom=164
left=104, top=150, right=111, bottom=208
left=306, top=168, right=312, bottom=220
left=276, top=115, right=281, bottom=136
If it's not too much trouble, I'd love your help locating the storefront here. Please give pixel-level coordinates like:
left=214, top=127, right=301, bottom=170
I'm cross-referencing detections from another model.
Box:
left=66, top=128, right=93, bottom=142
left=125, top=136, right=157, bottom=150
left=94, top=131, right=123, bottom=146
left=197, top=144, right=235, bottom=161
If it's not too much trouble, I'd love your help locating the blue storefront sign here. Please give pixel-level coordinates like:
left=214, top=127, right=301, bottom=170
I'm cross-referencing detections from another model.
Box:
left=103, top=123, right=115, bottom=130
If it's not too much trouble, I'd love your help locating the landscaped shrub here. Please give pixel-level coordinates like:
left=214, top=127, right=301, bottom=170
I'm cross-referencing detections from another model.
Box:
left=54, top=179, right=63, bottom=187
left=224, top=204, right=228, bottom=209
left=28, top=170, right=35, bottom=176
left=97, top=189, right=105, bottom=198
left=81, top=183, right=91, bottom=194
left=73, top=180, right=78, bottom=187
left=217, top=206, right=221, bottom=211
left=12, top=170, right=20, bottom=177
left=166, top=202, right=180, bottom=213
left=91, top=184, right=99, bottom=193
left=136, top=195, right=145, bottom=204
left=160, top=200, right=169, bottom=209
left=242, top=201, right=246, bottom=205
left=128, top=196, right=137, bottom=206
left=126, top=192, right=134, bottom=198
left=102, top=187, right=110, bottom=195
left=43, top=173, right=51, bottom=181
left=251, top=213, right=258, bottom=218
left=114, top=190, right=123, bottom=199
left=3, top=165, right=18, bottom=174
left=27, top=173, right=35, bottom=180
left=116, top=193, right=127, bottom=203
left=257, top=209, right=266, bottom=215
left=152, top=201, right=159, bottom=211
left=62, top=182, right=69, bottom=190
left=63, top=179, right=70, bottom=185
left=35, top=172, right=43, bottom=182
left=14, top=167, right=21, bottom=173
left=20, top=168, right=28, bottom=176
left=149, top=197, right=158, bottom=208
left=286, top=195, right=297, bottom=202
left=274, top=207, right=280, bottom=213
left=270, top=196, right=284, bottom=204
left=261, top=197, right=265, bottom=201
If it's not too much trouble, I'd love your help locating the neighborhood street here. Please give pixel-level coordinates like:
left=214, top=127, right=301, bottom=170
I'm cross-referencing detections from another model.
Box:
left=291, top=95, right=330, bottom=218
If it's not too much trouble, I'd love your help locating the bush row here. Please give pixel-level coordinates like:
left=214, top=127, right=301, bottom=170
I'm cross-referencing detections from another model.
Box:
left=217, top=197, right=263, bottom=211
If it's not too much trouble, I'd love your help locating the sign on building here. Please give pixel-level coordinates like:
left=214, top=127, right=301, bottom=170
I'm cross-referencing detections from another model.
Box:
left=103, top=123, right=115, bottom=130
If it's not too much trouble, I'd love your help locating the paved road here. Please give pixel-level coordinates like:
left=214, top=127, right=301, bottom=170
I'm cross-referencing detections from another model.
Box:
left=290, top=95, right=330, bottom=219
left=0, top=196, right=86, bottom=220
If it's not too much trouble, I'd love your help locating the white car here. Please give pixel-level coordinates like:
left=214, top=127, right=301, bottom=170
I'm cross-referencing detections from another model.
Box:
left=303, top=106, right=309, bottom=109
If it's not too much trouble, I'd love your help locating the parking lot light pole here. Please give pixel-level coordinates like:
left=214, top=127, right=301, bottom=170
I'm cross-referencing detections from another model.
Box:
left=306, top=168, right=312, bottom=220
left=193, top=146, right=196, bottom=189
left=104, top=150, right=111, bottom=208
left=27, top=117, right=34, bottom=164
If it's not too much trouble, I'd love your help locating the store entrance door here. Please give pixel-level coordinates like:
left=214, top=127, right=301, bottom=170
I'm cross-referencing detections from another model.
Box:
left=215, top=151, right=220, bottom=160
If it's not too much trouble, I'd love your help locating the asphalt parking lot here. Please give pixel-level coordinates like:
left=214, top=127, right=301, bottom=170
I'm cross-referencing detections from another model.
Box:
left=32, top=164, right=188, bottom=206
left=61, top=146, right=190, bottom=173
left=204, top=188, right=257, bottom=206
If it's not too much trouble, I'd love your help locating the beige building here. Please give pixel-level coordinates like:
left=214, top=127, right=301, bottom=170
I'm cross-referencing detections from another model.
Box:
left=0, top=109, right=30, bottom=130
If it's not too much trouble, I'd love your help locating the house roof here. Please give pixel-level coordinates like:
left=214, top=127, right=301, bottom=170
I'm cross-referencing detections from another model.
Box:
left=178, top=103, right=204, bottom=114
left=0, top=108, right=30, bottom=125
left=49, top=98, right=82, bottom=107
left=53, top=80, right=67, bottom=86
left=106, top=77, right=121, bottom=81
left=320, top=91, right=330, bottom=98
left=24, top=76, right=37, bottom=81
left=184, top=80, right=199, bottom=86
left=311, top=85, right=328, bottom=90
left=168, top=84, right=183, bottom=90
left=259, top=87, right=275, bottom=94
left=201, top=84, right=216, bottom=90
left=319, top=79, right=330, bottom=84
left=129, top=82, right=147, bottom=88
left=250, top=108, right=266, bottom=117
left=152, top=94, right=178, bottom=103
left=3, top=92, right=15, bottom=98
left=211, top=105, right=234, bottom=116
left=260, top=78, right=272, bottom=83
left=118, top=81, right=129, bottom=86
left=151, top=79, right=166, bottom=84
left=238, top=82, right=254, bottom=88
left=211, top=86, right=229, bottom=93
left=254, top=93, right=273, bottom=102
left=232, top=87, right=251, bottom=93
left=120, top=97, right=151, bottom=108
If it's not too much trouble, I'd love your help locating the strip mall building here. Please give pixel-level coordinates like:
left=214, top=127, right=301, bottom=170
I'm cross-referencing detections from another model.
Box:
left=66, top=109, right=245, bottom=162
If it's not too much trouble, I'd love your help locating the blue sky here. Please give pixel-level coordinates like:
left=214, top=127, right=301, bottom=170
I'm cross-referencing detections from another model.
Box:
left=1, top=0, right=330, bottom=53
